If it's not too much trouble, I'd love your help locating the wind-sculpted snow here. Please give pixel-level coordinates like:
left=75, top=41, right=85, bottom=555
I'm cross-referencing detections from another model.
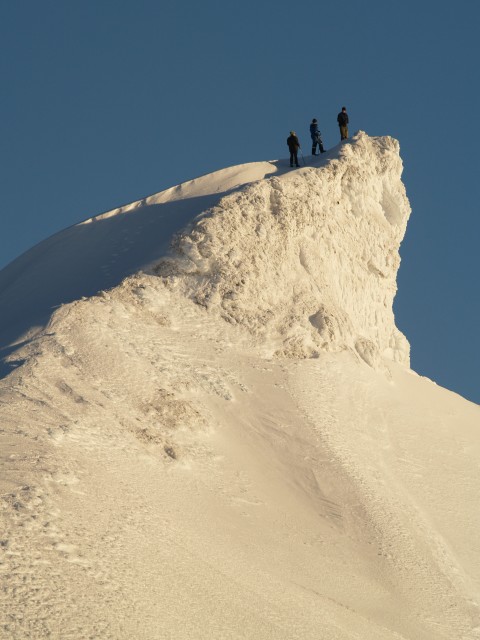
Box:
left=154, top=132, right=411, bottom=366
left=2, top=133, right=480, bottom=640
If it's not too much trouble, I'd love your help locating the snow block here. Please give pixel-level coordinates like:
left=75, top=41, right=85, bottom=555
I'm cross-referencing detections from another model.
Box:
left=154, top=132, right=411, bottom=367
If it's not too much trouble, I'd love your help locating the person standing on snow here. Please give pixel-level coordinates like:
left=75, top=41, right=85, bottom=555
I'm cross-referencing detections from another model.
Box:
left=337, top=106, right=349, bottom=140
left=309, top=118, right=325, bottom=155
left=287, top=131, right=301, bottom=167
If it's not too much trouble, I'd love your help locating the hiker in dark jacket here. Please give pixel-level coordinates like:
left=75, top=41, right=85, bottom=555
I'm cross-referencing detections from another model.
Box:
left=287, top=131, right=300, bottom=167
left=337, top=106, right=349, bottom=140
left=309, top=118, right=325, bottom=155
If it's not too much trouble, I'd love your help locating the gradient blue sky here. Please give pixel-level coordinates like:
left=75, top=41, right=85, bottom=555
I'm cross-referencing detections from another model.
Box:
left=1, top=1, right=479, bottom=404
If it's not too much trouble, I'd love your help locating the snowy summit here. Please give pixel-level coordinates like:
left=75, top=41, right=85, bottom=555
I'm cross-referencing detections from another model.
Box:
left=1, top=132, right=479, bottom=640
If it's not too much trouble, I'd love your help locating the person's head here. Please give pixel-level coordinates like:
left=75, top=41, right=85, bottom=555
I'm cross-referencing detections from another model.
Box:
left=342, top=107, right=347, bottom=112
left=290, top=131, right=295, bottom=136
left=312, top=118, right=317, bottom=123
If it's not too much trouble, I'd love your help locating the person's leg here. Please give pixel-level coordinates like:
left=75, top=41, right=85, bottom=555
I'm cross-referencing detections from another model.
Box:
left=294, top=150, right=299, bottom=167
left=290, top=150, right=294, bottom=166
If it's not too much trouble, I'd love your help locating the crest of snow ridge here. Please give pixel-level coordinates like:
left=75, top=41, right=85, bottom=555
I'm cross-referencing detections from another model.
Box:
left=154, top=132, right=411, bottom=367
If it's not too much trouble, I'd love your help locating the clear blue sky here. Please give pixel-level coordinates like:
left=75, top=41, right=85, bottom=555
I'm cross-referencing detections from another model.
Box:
left=1, top=1, right=479, bottom=404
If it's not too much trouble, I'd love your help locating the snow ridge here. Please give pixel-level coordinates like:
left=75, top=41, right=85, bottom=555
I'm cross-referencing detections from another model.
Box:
left=154, top=132, right=411, bottom=366
left=2, top=133, right=480, bottom=640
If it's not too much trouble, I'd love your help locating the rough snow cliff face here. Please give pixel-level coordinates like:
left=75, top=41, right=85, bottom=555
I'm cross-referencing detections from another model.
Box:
left=155, top=132, right=411, bottom=367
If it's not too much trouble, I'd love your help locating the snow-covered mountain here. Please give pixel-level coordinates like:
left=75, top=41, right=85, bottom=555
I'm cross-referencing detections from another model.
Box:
left=1, top=133, right=479, bottom=640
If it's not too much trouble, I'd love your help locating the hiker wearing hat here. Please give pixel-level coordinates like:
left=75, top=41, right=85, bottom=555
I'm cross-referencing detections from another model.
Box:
left=287, top=131, right=300, bottom=167
left=337, top=106, right=349, bottom=140
left=309, top=119, right=325, bottom=155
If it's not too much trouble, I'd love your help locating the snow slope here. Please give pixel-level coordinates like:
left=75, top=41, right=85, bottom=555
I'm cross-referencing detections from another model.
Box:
left=1, top=133, right=479, bottom=640
left=0, top=160, right=279, bottom=351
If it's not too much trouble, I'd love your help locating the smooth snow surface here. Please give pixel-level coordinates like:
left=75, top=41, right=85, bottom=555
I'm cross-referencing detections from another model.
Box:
left=1, top=133, right=479, bottom=640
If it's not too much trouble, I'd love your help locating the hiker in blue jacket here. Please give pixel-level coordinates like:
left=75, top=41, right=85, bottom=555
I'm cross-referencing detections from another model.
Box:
left=310, top=119, right=325, bottom=155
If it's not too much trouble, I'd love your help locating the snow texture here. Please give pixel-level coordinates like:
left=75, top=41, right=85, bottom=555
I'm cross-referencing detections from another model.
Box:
left=154, top=132, right=411, bottom=366
left=0, top=133, right=479, bottom=640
